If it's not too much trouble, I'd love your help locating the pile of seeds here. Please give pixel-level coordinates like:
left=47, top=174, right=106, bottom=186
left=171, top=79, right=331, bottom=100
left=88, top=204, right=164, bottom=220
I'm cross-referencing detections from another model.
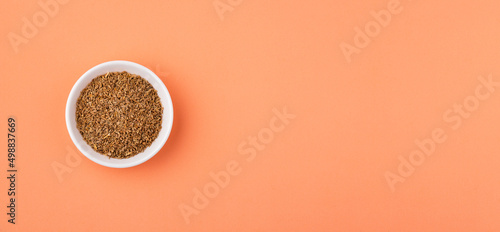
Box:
left=76, top=71, right=163, bottom=159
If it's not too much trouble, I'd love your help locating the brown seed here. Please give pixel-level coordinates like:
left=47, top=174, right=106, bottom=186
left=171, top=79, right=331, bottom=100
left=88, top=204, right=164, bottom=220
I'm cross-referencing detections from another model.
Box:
left=75, top=71, right=163, bottom=159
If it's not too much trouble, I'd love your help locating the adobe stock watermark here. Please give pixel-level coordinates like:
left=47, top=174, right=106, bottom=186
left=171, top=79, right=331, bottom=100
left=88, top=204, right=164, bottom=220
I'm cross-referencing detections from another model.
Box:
left=7, top=0, right=70, bottom=54
left=385, top=74, right=499, bottom=192
left=213, top=0, right=243, bottom=21
left=51, top=144, right=82, bottom=183
left=152, top=64, right=179, bottom=80
left=340, top=0, right=411, bottom=63
left=178, top=106, right=295, bottom=224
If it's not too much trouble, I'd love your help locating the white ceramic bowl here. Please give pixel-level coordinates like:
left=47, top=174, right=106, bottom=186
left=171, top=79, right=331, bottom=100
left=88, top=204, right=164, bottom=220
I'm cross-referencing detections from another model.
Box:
left=65, top=61, right=174, bottom=168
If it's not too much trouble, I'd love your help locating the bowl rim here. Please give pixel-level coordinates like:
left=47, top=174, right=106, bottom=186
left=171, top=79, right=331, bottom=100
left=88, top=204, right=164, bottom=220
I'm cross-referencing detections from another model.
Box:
left=65, top=60, right=174, bottom=168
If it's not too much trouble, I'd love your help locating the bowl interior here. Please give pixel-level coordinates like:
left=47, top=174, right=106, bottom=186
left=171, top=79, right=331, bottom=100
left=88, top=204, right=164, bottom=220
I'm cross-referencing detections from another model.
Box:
left=66, top=61, right=173, bottom=168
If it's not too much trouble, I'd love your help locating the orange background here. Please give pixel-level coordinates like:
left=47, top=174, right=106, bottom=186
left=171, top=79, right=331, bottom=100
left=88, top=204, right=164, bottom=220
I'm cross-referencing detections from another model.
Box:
left=2, top=0, right=500, bottom=231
